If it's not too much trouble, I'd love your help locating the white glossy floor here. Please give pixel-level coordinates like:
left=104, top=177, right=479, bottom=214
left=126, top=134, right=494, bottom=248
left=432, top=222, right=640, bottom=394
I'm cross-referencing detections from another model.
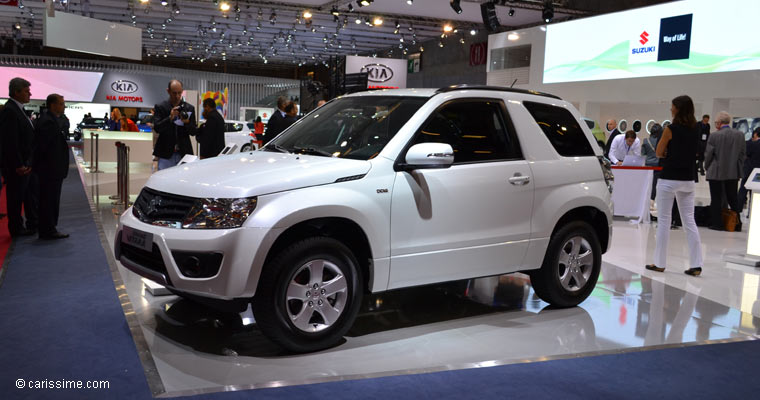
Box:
left=76, top=151, right=760, bottom=397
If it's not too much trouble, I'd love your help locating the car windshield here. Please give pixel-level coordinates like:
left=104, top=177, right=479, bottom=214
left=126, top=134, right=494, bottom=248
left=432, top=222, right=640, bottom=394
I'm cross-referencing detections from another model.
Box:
left=267, top=96, right=428, bottom=160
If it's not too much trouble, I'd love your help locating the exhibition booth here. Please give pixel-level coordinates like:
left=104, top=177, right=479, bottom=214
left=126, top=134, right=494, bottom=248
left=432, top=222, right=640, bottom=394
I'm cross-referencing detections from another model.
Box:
left=3, top=0, right=760, bottom=398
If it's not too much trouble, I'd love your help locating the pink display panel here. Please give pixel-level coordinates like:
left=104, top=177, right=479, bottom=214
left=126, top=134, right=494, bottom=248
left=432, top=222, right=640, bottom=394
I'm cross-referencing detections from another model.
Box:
left=0, top=67, right=103, bottom=102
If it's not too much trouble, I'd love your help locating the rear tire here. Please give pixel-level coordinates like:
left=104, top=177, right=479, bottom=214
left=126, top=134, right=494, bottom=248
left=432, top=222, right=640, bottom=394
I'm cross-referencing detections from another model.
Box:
left=252, top=237, right=363, bottom=353
left=240, top=143, right=252, bottom=152
left=530, top=221, right=601, bottom=308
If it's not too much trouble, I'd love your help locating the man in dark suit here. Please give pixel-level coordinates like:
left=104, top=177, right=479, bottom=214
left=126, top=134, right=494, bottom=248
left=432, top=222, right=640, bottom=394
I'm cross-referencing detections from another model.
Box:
left=696, top=114, right=710, bottom=175
left=32, top=94, right=69, bottom=240
left=262, top=96, right=289, bottom=145
left=153, top=79, right=197, bottom=170
left=705, top=111, right=746, bottom=231
left=603, top=119, right=621, bottom=160
left=0, top=77, right=38, bottom=237
left=197, top=98, right=225, bottom=159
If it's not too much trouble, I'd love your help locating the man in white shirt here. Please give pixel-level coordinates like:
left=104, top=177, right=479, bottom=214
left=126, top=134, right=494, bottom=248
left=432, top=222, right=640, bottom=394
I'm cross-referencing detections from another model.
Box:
left=609, top=130, right=641, bottom=165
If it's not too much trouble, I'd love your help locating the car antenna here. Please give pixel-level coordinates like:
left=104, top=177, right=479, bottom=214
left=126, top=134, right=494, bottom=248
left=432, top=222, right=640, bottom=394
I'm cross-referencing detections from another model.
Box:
left=510, top=79, right=518, bottom=88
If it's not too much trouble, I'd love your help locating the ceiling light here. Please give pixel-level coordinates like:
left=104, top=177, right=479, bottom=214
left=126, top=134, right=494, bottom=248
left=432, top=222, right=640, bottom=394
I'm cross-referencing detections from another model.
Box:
left=331, top=7, right=340, bottom=16
left=220, top=2, right=231, bottom=12
left=395, top=21, right=400, bottom=29
left=406, top=0, right=413, bottom=4
left=139, top=0, right=149, bottom=3
left=443, top=24, right=453, bottom=33
left=438, top=40, right=444, bottom=47
left=355, top=18, right=361, bottom=24
left=507, top=32, right=519, bottom=41
left=348, top=4, right=354, bottom=12
left=14, top=22, right=21, bottom=30
left=470, top=29, right=477, bottom=35
left=358, top=0, right=373, bottom=7
left=419, top=45, right=424, bottom=52
left=234, top=3, right=240, bottom=13
left=450, top=0, right=462, bottom=14
left=372, top=17, right=383, bottom=26
left=303, top=10, right=312, bottom=19
left=160, top=0, right=168, bottom=6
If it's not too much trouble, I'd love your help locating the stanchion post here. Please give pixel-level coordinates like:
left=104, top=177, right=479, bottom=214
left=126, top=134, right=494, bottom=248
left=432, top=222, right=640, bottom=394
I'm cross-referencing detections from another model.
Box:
left=111, top=142, right=123, bottom=202
left=124, top=145, right=131, bottom=207
left=90, top=132, right=103, bottom=173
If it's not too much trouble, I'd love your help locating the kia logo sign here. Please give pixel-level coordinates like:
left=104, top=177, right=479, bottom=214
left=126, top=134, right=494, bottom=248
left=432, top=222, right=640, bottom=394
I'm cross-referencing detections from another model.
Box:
left=361, top=64, right=394, bottom=83
left=111, top=80, right=138, bottom=94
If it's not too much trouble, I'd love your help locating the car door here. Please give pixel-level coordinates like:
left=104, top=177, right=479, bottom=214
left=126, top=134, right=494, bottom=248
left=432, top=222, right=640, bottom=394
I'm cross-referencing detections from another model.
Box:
left=388, top=98, right=534, bottom=289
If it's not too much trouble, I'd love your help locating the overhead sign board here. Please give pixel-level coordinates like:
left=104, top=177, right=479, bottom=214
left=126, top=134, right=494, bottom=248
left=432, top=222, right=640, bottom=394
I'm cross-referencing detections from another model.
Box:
left=346, top=56, right=408, bottom=89
left=544, top=0, right=760, bottom=83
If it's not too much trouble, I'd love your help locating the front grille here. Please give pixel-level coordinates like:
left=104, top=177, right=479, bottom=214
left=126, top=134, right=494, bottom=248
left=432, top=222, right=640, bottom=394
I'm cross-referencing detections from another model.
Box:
left=133, top=187, right=197, bottom=225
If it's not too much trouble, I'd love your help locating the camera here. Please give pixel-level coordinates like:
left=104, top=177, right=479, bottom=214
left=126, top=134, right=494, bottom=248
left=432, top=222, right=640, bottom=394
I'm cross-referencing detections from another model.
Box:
left=177, top=101, right=190, bottom=120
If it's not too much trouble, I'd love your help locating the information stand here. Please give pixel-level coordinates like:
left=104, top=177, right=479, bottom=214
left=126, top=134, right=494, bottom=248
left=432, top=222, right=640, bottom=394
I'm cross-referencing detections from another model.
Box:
left=725, top=168, right=760, bottom=268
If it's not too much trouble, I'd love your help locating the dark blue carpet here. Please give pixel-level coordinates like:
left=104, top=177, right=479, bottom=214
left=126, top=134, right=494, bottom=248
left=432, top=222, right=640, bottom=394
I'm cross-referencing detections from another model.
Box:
left=0, top=156, right=153, bottom=399
left=2, top=154, right=760, bottom=399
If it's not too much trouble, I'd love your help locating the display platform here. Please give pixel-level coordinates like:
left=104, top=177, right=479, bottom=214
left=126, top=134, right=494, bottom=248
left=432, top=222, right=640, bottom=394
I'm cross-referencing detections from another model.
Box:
left=75, top=156, right=760, bottom=397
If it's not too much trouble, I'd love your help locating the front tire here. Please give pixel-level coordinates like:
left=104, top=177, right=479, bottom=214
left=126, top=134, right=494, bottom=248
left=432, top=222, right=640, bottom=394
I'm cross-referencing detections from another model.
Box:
left=252, top=237, right=363, bottom=352
left=530, top=221, right=601, bottom=308
left=240, top=143, right=252, bottom=152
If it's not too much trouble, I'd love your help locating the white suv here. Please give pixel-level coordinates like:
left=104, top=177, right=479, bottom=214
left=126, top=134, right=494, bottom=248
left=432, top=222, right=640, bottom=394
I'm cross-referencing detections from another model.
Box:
left=115, top=86, right=614, bottom=352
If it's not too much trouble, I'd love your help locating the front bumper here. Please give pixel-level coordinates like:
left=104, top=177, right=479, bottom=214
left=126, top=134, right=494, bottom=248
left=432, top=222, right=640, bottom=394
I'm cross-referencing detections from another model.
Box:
left=114, top=209, right=281, bottom=300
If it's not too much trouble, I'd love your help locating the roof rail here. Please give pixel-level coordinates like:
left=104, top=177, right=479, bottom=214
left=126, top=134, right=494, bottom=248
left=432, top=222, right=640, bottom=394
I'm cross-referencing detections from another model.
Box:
left=435, top=85, right=562, bottom=100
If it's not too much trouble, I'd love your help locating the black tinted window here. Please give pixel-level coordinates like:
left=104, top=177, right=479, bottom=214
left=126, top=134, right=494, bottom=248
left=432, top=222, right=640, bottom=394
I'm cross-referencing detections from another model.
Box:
left=410, top=100, right=521, bottom=163
left=523, top=101, right=594, bottom=157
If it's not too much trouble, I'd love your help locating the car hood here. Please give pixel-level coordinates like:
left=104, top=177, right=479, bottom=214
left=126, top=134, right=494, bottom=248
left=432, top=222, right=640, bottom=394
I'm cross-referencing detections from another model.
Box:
left=144, top=151, right=372, bottom=198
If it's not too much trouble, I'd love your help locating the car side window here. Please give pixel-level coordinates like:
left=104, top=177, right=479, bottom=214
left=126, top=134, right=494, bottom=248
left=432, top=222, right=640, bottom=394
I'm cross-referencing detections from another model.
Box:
left=410, top=100, right=521, bottom=164
left=523, top=101, right=595, bottom=157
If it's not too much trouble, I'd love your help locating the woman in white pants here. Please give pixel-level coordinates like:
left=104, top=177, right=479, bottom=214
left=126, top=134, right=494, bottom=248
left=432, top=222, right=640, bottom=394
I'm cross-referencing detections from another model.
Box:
left=646, top=95, right=703, bottom=276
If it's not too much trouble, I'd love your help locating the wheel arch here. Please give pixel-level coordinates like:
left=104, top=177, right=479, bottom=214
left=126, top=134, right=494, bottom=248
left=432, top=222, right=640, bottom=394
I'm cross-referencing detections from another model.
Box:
left=550, top=206, right=610, bottom=254
left=262, top=217, right=374, bottom=294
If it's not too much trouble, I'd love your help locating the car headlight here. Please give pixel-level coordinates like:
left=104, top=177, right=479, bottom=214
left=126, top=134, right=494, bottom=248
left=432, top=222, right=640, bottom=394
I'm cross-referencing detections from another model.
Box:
left=182, top=197, right=258, bottom=229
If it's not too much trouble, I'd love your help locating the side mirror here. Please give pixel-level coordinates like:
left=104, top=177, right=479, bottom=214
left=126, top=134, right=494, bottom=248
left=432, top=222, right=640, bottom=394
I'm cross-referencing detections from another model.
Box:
left=400, top=143, right=455, bottom=171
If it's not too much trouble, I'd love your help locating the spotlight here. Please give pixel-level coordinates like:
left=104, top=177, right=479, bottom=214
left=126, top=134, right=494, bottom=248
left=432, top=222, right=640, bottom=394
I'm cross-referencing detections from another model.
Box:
left=14, top=22, right=21, bottom=30
left=220, top=2, right=231, bottom=12
left=139, top=0, right=149, bottom=3
left=450, top=0, right=462, bottom=14
left=358, top=0, right=372, bottom=7
left=395, top=20, right=400, bottom=29
left=443, top=24, right=453, bottom=33
left=303, top=10, right=312, bottom=19
left=470, top=29, right=477, bottom=36
left=372, top=16, right=383, bottom=26
left=160, top=0, right=168, bottom=6
left=509, top=8, right=514, bottom=17
left=542, top=0, right=553, bottom=23
left=331, top=7, right=340, bottom=16
left=355, top=18, right=361, bottom=24
left=406, top=0, right=413, bottom=4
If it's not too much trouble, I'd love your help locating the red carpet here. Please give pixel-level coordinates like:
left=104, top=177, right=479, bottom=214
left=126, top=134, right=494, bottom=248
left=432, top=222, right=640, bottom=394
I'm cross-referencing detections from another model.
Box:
left=0, top=185, right=10, bottom=272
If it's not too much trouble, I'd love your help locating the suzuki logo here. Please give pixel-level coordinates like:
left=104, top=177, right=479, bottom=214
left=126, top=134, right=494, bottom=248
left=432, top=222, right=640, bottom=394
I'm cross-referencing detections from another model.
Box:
left=639, top=31, right=649, bottom=45
left=111, top=80, right=139, bottom=94
left=360, top=64, right=394, bottom=83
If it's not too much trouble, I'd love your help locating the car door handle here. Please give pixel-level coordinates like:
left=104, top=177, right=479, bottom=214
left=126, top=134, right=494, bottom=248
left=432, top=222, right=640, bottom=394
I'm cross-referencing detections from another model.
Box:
left=508, top=174, right=531, bottom=185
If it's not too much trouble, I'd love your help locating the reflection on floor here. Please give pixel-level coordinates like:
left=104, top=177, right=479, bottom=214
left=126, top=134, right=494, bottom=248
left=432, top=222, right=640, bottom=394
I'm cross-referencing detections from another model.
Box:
left=77, top=154, right=760, bottom=397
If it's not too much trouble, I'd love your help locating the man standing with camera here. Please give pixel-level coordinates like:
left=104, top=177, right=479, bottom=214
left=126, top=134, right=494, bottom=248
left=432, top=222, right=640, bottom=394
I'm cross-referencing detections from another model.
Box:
left=153, top=79, right=197, bottom=170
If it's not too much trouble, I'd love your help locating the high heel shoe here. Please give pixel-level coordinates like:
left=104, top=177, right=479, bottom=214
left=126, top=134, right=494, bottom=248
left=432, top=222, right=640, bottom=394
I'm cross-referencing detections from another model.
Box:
left=645, top=264, right=665, bottom=272
left=685, top=267, right=702, bottom=276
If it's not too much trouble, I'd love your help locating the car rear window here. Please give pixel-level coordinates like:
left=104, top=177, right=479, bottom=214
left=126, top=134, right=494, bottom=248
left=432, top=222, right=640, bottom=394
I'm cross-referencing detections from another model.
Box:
left=523, top=101, right=594, bottom=157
